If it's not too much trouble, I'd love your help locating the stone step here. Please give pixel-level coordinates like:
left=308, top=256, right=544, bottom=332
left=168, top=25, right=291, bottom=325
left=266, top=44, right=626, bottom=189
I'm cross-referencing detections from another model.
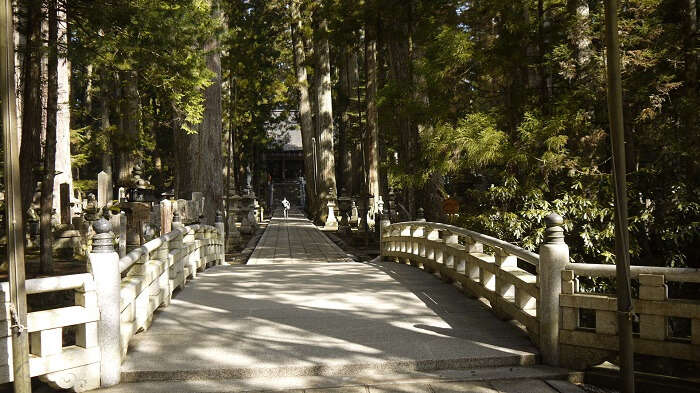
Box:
left=120, top=351, right=539, bottom=383
left=98, top=365, right=582, bottom=392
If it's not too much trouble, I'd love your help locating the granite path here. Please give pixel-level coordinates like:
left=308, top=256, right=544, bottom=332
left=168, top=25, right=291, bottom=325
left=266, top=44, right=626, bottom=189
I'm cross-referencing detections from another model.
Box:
left=105, top=211, right=583, bottom=392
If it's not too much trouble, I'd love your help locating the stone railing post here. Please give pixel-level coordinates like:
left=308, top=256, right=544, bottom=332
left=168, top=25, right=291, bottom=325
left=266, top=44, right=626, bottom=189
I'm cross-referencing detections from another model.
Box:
left=117, top=211, right=127, bottom=258
left=215, top=211, right=225, bottom=265
left=88, top=218, right=121, bottom=386
left=170, top=211, right=186, bottom=290
left=154, top=233, right=171, bottom=307
left=538, top=213, right=569, bottom=366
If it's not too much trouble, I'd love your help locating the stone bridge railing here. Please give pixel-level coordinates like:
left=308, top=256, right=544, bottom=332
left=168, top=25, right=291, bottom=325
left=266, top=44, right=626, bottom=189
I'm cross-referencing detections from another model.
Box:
left=0, top=214, right=224, bottom=391
left=380, top=214, right=700, bottom=370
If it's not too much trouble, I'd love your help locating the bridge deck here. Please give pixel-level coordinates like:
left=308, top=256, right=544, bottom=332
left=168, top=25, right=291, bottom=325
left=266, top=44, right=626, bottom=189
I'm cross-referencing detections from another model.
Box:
left=248, top=210, right=352, bottom=263
left=111, top=212, right=573, bottom=392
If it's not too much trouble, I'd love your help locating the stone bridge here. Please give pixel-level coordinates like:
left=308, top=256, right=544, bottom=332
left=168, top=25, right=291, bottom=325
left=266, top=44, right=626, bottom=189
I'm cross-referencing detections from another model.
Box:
left=1, top=209, right=698, bottom=392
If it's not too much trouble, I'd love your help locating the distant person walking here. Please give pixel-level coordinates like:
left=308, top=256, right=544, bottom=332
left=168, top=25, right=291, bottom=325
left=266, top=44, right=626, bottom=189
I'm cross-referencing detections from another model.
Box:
left=282, top=197, right=290, bottom=219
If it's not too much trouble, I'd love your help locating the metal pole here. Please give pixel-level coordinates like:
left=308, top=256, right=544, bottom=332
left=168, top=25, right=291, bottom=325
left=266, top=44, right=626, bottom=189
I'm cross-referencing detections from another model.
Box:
left=0, top=0, right=32, bottom=391
left=604, top=0, right=635, bottom=392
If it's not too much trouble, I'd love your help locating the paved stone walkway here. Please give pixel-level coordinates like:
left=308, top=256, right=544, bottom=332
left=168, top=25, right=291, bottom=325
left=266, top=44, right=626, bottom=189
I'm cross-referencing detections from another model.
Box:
left=104, top=211, right=584, bottom=392
left=248, top=209, right=352, bottom=264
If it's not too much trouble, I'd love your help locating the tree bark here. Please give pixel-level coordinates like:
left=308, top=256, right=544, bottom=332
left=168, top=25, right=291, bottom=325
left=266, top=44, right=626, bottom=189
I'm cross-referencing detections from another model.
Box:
left=291, top=0, right=318, bottom=216
left=684, top=0, right=697, bottom=147
left=117, top=70, right=140, bottom=185
left=337, top=47, right=358, bottom=196
left=314, top=12, right=337, bottom=220
left=385, top=1, right=416, bottom=214
left=337, top=49, right=349, bottom=194
left=101, top=76, right=113, bottom=176
left=19, top=0, right=42, bottom=219
left=53, top=3, right=72, bottom=220
left=199, top=0, right=224, bottom=224
left=567, top=0, right=591, bottom=68
left=41, top=0, right=58, bottom=274
left=175, top=0, right=223, bottom=224
left=365, top=19, right=380, bottom=206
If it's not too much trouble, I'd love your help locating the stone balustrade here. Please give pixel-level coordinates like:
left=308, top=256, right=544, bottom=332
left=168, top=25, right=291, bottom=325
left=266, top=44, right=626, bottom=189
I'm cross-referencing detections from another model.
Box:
left=381, top=220, right=544, bottom=354
left=558, top=263, right=700, bottom=369
left=380, top=215, right=700, bottom=370
left=0, top=214, right=225, bottom=391
left=118, top=223, right=223, bottom=361
left=0, top=273, right=101, bottom=391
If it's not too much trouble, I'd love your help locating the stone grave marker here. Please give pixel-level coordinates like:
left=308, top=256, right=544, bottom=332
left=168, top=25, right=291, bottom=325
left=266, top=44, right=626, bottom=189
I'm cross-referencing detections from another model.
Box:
left=97, top=171, right=113, bottom=208
left=60, top=182, right=72, bottom=226
left=160, top=199, right=173, bottom=235
left=150, top=204, right=161, bottom=234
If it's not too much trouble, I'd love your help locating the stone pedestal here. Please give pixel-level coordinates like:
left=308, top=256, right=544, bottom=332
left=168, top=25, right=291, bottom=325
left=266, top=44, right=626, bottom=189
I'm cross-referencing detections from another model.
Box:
left=120, top=202, right=151, bottom=252
left=226, top=214, right=241, bottom=252
left=239, top=205, right=253, bottom=235
left=53, top=229, right=81, bottom=258
left=253, top=199, right=261, bottom=223
left=324, top=200, right=338, bottom=230
left=337, top=194, right=352, bottom=233
left=349, top=201, right=359, bottom=229
left=239, top=190, right=257, bottom=234
left=226, top=189, right=242, bottom=251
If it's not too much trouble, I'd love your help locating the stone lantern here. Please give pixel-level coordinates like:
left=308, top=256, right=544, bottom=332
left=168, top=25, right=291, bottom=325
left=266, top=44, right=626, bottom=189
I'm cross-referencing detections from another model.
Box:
left=337, top=188, right=352, bottom=233
left=324, top=187, right=338, bottom=230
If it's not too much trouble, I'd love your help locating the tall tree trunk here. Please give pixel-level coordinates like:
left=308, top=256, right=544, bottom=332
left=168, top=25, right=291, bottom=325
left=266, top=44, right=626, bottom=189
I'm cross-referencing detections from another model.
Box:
left=385, top=1, right=416, bottom=214
left=567, top=0, right=591, bottom=73
left=347, top=49, right=360, bottom=196
left=337, top=49, right=349, bottom=194
left=338, top=47, right=358, bottom=196
left=200, top=0, right=223, bottom=224
left=291, top=0, right=318, bottom=216
left=176, top=0, right=223, bottom=224
left=41, top=0, right=58, bottom=274
left=314, top=11, right=337, bottom=220
left=101, top=76, right=113, bottom=176
left=53, top=4, right=71, bottom=220
left=117, top=70, right=140, bottom=185
left=19, top=0, right=42, bottom=219
left=684, top=0, right=697, bottom=160
left=365, top=18, right=380, bottom=207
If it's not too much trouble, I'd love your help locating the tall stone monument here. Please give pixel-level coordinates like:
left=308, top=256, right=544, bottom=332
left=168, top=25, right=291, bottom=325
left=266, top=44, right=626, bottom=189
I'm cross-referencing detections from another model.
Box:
left=97, top=171, right=113, bottom=209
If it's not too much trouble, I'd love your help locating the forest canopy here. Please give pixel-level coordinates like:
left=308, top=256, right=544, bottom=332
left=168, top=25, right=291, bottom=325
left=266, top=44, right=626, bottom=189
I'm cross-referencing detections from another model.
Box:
left=6, top=0, right=699, bottom=270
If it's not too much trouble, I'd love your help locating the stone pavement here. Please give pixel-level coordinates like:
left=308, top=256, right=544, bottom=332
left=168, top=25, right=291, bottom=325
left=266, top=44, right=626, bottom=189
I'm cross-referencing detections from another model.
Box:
left=99, top=371, right=583, bottom=392
left=248, top=209, right=353, bottom=264
left=103, top=211, right=584, bottom=392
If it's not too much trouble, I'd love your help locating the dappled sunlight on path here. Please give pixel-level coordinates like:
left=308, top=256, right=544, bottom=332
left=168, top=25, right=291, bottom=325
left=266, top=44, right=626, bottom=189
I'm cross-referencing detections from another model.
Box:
left=120, top=213, right=538, bottom=382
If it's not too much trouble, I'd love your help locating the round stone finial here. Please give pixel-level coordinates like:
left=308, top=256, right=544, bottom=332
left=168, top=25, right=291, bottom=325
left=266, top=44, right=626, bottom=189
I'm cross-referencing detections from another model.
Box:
left=93, top=217, right=112, bottom=234
left=545, top=213, right=563, bottom=227
left=416, top=207, right=425, bottom=221
left=91, top=217, right=115, bottom=253
left=544, top=212, right=565, bottom=244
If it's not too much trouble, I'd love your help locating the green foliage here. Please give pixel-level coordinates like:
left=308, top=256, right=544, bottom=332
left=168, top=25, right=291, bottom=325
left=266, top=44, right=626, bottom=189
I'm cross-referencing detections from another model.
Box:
left=407, top=0, right=699, bottom=268
left=424, top=114, right=507, bottom=173
left=60, top=0, right=697, bottom=271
